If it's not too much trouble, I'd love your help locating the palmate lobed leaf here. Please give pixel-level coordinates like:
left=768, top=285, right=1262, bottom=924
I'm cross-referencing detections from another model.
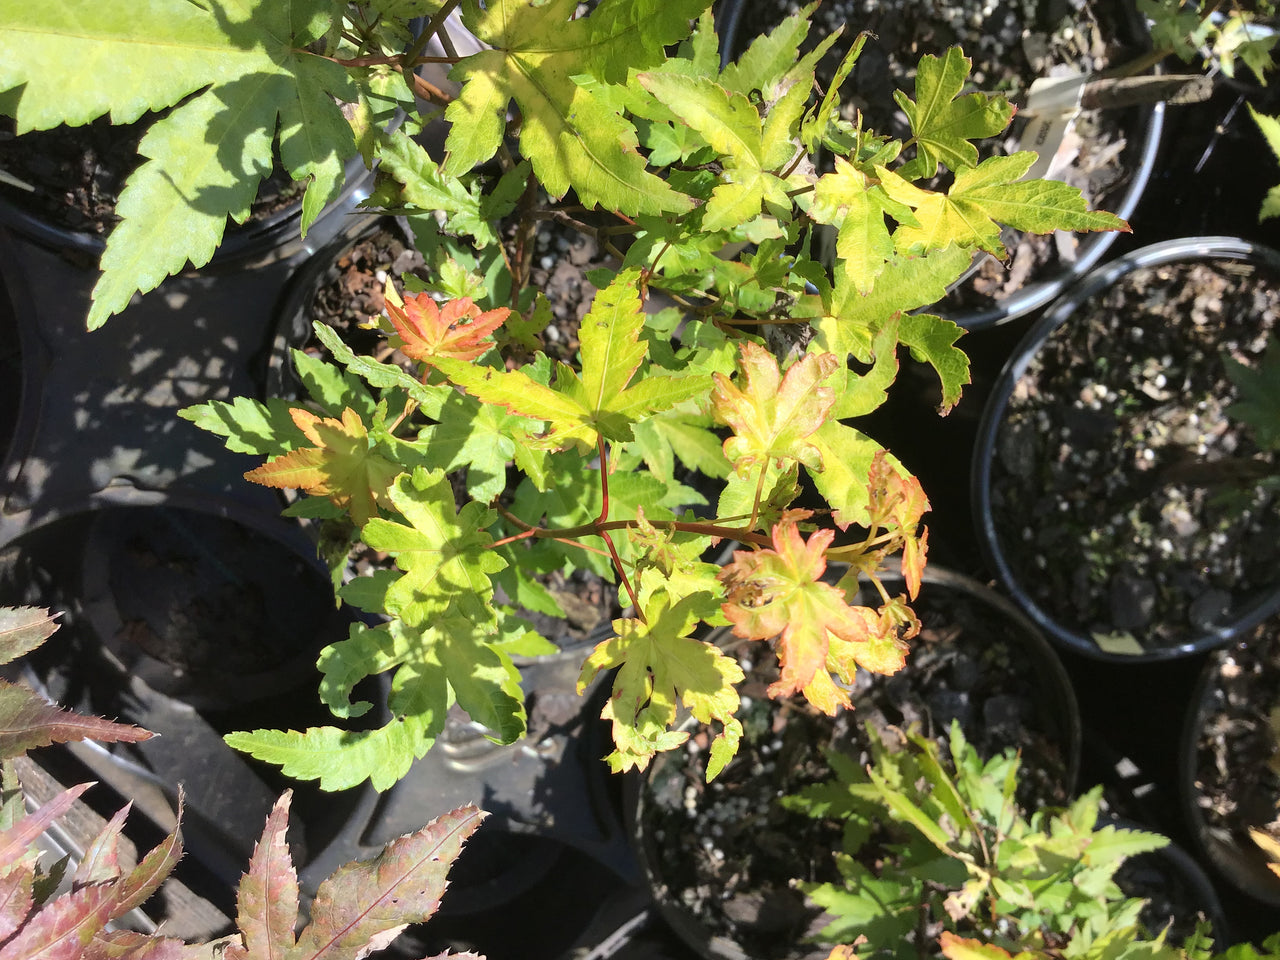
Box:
left=0, top=0, right=360, bottom=329
left=244, top=407, right=400, bottom=527
left=719, top=523, right=909, bottom=714
left=893, top=47, right=1013, bottom=181
left=639, top=69, right=806, bottom=231
left=435, top=270, right=709, bottom=453
left=0, top=793, right=184, bottom=960
left=386, top=293, right=510, bottom=365
left=289, top=804, right=484, bottom=960
left=879, top=154, right=1129, bottom=258
left=711, top=341, right=840, bottom=478
left=577, top=592, right=743, bottom=779
left=444, top=0, right=705, bottom=215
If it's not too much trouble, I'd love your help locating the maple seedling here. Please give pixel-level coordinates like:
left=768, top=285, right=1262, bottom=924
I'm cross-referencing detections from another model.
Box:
left=4, top=0, right=1129, bottom=789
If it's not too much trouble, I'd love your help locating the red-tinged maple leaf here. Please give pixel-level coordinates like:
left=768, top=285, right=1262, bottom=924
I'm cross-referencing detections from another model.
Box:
left=386, top=292, right=509, bottom=365
left=244, top=407, right=399, bottom=527
left=865, top=452, right=930, bottom=599
left=719, top=523, right=911, bottom=714
left=711, top=342, right=841, bottom=477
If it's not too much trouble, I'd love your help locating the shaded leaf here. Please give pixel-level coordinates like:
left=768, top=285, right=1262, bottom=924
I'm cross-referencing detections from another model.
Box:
left=712, top=342, right=840, bottom=477
left=0, top=609, right=59, bottom=667
left=0, top=684, right=151, bottom=759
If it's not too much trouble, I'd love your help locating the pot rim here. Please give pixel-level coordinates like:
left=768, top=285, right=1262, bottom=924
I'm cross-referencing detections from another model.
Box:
left=970, top=236, right=1280, bottom=663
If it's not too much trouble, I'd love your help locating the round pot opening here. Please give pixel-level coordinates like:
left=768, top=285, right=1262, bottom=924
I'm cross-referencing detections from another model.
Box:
left=634, top=563, right=1081, bottom=960
left=973, top=237, right=1280, bottom=661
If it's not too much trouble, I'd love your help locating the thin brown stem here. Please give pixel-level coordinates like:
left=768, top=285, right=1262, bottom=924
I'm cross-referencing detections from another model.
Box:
left=405, top=0, right=464, bottom=65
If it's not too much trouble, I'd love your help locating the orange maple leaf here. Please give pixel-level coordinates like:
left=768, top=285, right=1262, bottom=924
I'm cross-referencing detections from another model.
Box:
left=719, top=522, right=910, bottom=714
left=386, top=292, right=510, bottom=364
left=243, top=407, right=399, bottom=526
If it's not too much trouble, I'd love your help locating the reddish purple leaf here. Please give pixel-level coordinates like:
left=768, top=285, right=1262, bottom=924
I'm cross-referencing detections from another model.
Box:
left=0, top=784, right=92, bottom=869
left=235, top=791, right=299, bottom=960
left=0, top=865, right=34, bottom=941
left=85, top=929, right=205, bottom=960
left=290, top=805, right=486, bottom=960
left=0, top=882, right=120, bottom=960
left=0, top=609, right=59, bottom=667
left=111, top=794, right=183, bottom=917
left=72, top=805, right=131, bottom=889
left=0, top=683, right=152, bottom=759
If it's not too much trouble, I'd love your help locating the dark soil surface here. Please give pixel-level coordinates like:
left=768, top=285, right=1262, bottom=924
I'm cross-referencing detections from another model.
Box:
left=0, top=115, right=304, bottom=236
left=638, top=570, right=1077, bottom=960
left=986, top=257, right=1280, bottom=655
left=729, top=0, right=1148, bottom=318
left=1187, top=622, right=1280, bottom=900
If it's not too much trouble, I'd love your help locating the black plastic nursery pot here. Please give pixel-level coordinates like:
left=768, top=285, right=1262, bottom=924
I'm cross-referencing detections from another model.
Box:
left=0, top=490, right=386, bottom=938
left=972, top=237, right=1280, bottom=662
left=1179, top=616, right=1280, bottom=910
left=632, top=562, right=1081, bottom=960
left=0, top=114, right=376, bottom=271
left=716, top=0, right=1163, bottom=329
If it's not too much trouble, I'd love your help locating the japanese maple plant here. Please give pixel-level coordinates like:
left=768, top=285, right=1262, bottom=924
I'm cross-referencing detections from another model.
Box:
left=0, top=0, right=1127, bottom=790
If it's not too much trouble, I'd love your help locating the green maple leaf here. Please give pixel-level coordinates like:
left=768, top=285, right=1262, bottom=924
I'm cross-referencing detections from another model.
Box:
left=373, top=131, right=507, bottom=248
left=810, top=157, right=916, bottom=294
left=434, top=270, right=710, bottom=453
left=0, top=0, right=360, bottom=328
left=1226, top=335, right=1280, bottom=451
left=442, top=0, right=704, bottom=215
left=225, top=715, right=439, bottom=792
left=361, top=468, right=505, bottom=628
left=879, top=154, right=1129, bottom=258
left=1249, top=105, right=1280, bottom=222
left=577, top=592, right=743, bottom=780
left=804, top=246, right=971, bottom=415
left=806, top=420, right=895, bottom=530
left=409, top=391, right=537, bottom=503
left=894, top=47, right=1014, bottom=181
left=177, top=396, right=310, bottom=457
left=640, top=67, right=808, bottom=232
